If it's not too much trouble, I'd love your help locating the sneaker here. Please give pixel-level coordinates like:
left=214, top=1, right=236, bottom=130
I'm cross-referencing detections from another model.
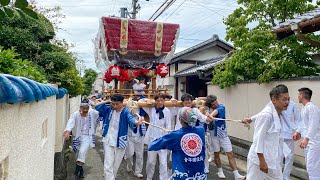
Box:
left=234, top=174, right=246, bottom=179
left=216, top=171, right=226, bottom=179
left=204, top=169, right=209, bottom=174
left=134, top=173, right=144, bottom=178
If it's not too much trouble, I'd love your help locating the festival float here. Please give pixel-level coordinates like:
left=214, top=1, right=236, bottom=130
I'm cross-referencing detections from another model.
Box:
left=94, top=17, right=180, bottom=98
left=94, top=17, right=249, bottom=129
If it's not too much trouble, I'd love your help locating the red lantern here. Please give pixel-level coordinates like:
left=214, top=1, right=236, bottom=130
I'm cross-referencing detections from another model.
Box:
left=127, top=69, right=135, bottom=81
left=133, top=69, right=141, bottom=77
left=104, top=71, right=113, bottom=83
left=119, top=69, right=135, bottom=82
left=118, top=74, right=126, bottom=82
left=109, top=65, right=121, bottom=78
left=157, top=64, right=169, bottom=77
left=141, top=68, right=150, bottom=75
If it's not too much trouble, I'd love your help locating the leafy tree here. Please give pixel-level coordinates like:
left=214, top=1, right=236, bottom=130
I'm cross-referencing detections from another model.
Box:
left=0, top=8, right=84, bottom=96
left=0, top=46, right=45, bottom=82
left=212, top=0, right=320, bottom=88
left=30, top=0, right=65, bottom=31
left=82, top=69, right=98, bottom=96
left=0, top=0, right=38, bottom=20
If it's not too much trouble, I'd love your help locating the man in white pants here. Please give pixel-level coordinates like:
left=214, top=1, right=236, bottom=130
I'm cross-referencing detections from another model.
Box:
left=125, top=123, right=146, bottom=178
left=139, top=93, right=172, bottom=180
left=246, top=85, right=290, bottom=180
left=63, top=99, right=99, bottom=178
left=296, top=87, right=320, bottom=180
left=205, top=95, right=245, bottom=179
left=244, top=99, right=302, bottom=180
left=172, top=93, right=214, bottom=173
left=95, top=94, right=144, bottom=180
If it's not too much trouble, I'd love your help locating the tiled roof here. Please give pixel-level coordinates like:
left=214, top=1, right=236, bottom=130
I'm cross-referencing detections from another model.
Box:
left=174, top=53, right=231, bottom=77
left=0, top=74, right=67, bottom=104
left=169, top=35, right=233, bottom=64
left=273, top=7, right=320, bottom=30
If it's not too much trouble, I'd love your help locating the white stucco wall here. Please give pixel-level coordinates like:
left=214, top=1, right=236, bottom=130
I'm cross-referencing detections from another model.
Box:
left=69, top=96, right=81, bottom=116
left=93, top=73, right=104, bottom=93
left=0, top=96, right=56, bottom=180
left=169, top=64, right=175, bottom=76
left=208, top=79, right=320, bottom=163
left=55, top=96, right=68, bottom=152
left=178, top=63, right=195, bottom=72
left=185, top=46, right=227, bottom=61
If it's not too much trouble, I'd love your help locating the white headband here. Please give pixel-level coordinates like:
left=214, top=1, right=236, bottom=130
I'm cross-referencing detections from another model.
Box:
left=80, top=103, right=89, bottom=107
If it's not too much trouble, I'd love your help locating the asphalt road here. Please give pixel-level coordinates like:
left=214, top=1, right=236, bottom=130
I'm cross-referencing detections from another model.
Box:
left=67, top=134, right=245, bottom=180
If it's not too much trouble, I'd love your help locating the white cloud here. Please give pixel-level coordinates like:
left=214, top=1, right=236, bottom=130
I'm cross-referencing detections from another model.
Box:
left=35, top=0, right=239, bottom=71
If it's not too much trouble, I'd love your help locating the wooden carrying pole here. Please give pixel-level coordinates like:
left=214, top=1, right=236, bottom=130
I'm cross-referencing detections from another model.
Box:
left=124, top=100, right=206, bottom=107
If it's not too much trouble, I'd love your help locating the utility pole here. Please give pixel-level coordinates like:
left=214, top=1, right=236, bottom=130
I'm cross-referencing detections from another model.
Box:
left=131, top=0, right=139, bottom=19
left=120, top=0, right=146, bottom=19
left=120, top=7, right=127, bottom=18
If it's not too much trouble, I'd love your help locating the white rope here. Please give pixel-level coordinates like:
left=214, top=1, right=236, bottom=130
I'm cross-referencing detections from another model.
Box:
left=128, top=103, right=172, bottom=132
left=125, top=99, right=250, bottom=130
left=213, top=117, right=250, bottom=129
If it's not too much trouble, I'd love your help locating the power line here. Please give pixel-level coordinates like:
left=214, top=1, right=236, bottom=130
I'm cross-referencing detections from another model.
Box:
left=164, top=0, right=187, bottom=21
left=148, top=0, right=171, bottom=21
left=182, top=21, right=224, bottom=38
left=149, top=0, right=177, bottom=21
left=153, top=0, right=177, bottom=20
left=172, top=2, right=238, bottom=11
left=179, top=0, right=238, bottom=35
left=179, top=37, right=207, bottom=41
left=188, top=0, right=225, bottom=17
left=185, top=1, right=239, bottom=7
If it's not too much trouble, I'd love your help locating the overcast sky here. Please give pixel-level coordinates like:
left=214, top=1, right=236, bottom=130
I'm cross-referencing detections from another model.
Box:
left=35, top=0, right=239, bottom=71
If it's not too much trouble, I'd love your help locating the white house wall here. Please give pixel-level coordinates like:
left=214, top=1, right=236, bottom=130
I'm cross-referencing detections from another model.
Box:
left=178, top=63, right=195, bottom=72
left=185, top=46, right=227, bottom=61
left=93, top=73, right=104, bottom=93
left=169, top=64, right=175, bottom=76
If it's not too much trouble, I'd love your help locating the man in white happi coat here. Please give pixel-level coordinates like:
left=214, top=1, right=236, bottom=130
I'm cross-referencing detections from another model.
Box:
left=246, top=84, right=290, bottom=180
left=63, top=99, right=99, bottom=178
left=133, top=77, right=147, bottom=96
left=139, top=93, right=172, bottom=180
left=296, top=87, right=320, bottom=180
left=244, top=99, right=302, bottom=180
left=95, top=94, right=144, bottom=180
left=171, top=93, right=214, bottom=174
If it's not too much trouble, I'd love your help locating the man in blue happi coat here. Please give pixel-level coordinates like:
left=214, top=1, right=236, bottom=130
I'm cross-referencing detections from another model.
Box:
left=149, top=107, right=207, bottom=180
left=95, top=94, right=144, bottom=180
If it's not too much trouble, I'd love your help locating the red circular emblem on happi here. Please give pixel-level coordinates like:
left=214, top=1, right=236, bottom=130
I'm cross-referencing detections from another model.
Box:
left=180, top=133, right=202, bottom=157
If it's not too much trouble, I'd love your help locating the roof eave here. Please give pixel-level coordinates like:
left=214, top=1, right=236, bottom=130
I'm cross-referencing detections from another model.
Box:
left=271, top=17, right=320, bottom=34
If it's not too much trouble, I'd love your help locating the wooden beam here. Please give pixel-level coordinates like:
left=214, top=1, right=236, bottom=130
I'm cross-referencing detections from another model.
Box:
left=295, top=31, right=320, bottom=47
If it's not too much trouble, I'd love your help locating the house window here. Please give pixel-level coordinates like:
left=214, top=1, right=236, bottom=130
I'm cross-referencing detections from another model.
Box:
left=0, top=156, right=9, bottom=180
left=41, top=118, right=48, bottom=147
